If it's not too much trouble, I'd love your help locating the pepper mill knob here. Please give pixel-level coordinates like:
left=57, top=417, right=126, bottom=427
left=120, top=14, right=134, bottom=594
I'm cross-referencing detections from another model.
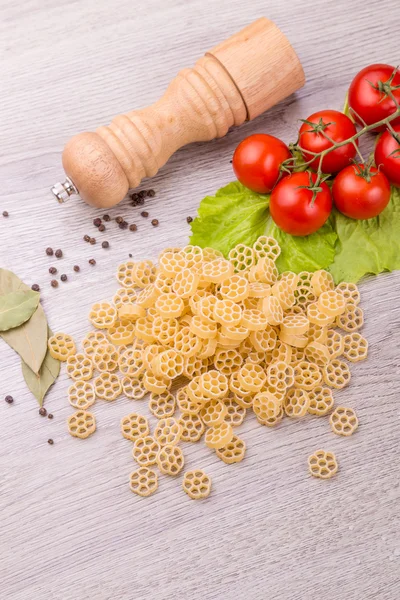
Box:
left=52, top=17, right=305, bottom=208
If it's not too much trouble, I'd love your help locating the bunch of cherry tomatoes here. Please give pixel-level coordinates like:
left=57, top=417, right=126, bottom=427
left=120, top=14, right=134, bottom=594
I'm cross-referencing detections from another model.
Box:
left=233, top=64, right=400, bottom=236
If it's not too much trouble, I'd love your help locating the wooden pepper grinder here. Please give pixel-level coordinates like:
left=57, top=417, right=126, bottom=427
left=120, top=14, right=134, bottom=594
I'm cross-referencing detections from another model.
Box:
left=52, top=17, right=304, bottom=207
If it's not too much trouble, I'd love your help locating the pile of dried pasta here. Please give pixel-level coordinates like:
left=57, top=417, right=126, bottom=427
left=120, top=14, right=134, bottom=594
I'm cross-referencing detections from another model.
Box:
left=48, top=237, right=367, bottom=498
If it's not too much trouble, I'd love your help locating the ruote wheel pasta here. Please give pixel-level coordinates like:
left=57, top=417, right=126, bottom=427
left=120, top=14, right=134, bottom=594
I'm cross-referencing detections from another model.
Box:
left=121, top=375, right=146, bottom=400
left=172, top=268, right=200, bottom=298
left=89, top=302, right=117, bottom=329
left=66, top=353, right=93, bottom=381
left=311, top=270, right=334, bottom=296
left=107, top=320, right=135, bottom=346
left=323, top=359, right=351, bottom=389
left=152, top=349, right=184, bottom=380
left=253, top=236, right=281, bottom=261
left=152, top=316, right=179, bottom=346
left=308, top=386, right=334, bottom=416
left=178, top=413, right=205, bottom=442
left=330, top=406, right=358, bottom=436
left=265, top=341, right=292, bottom=365
left=294, top=361, right=322, bottom=390
left=131, top=260, right=157, bottom=288
left=305, top=341, right=330, bottom=367
left=281, top=314, right=309, bottom=336
left=116, top=261, right=136, bottom=288
left=154, top=417, right=182, bottom=446
left=136, top=284, right=160, bottom=309
left=200, top=399, right=228, bottom=427
left=241, top=308, right=268, bottom=331
left=176, top=387, right=203, bottom=415
left=253, top=392, right=281, bottom=423
left=308, top=450, right=338, bottom=479
left=155, top=293, right=184, bottom=319
left=121, top=413, right=149, bottom=441
left=94, top=373, right=121, bottom=401
left=262, top=295, right=284, bottom=326
left=190, top=315, right=218, bottom=340
left=335, top=282, right=360, bottom=306
left=279, top=329, right=308, bottom=348
left=144, top=373, right=169, bottom=395
left=148, top=391, right=176, bottom=418
left=159, top=249, right=186, bottom=277
left=307, top=302, right=335, bottom=327
left=223, top=396, right=246, bottom=427
left=326, top=329, right=345, bottom=359
left=284, top=388, right=310, bottom=418
left=92, top=343, right=119, bottom=373
left=68, top=381, right=96, bottom=410
left=200, top=369, right=229, bottom=399
left=342, top=332, right=368, bottom=362
left=154, top=271, right=174, bottom=294
left=336, top=305, right=364, bottom=332
left=118, top=304, right=146, bottom=322
left=272, top=279, right=295, bottom=310
left=204, top=421, right=234, bottom=449
left=82, top=331, right=108, bottom=358
left=129, top=467, right=158, bottom=497
left=173, top=326, right=201, bottom=357
left=256, top=257, right=279, bottom=285
left=48, top=333, right=76, bottom=361
left=201, top=259, right=234, bottom=283
left=197, top=295, right=217, bottom=323
left=132, top=436, right=160, bottom=467
left=266, top=361, right=294, bottom=392
left=250, top=325, right=277, bottom=353
left=113, top=287, right=137, bottom=309
left=182, top=470, right=211, bottom=499
left=317, top=290, right=346, bottom=317
left=156, top=445, right=184, bottom=476
left=216, top=435, right=246, bottom=464
left=67, top=410, right=96, bottom=439
left=228, top=243, right=255, bottom=272
left=213, top=348, right=243, bottom=375
left=180, top=245, right=203, bottom=269
left=238, top=363, right=267, bottom=392
left=219, top=275, right=249, bottom=303
left=213, top=299, right=242, bottom=327
left=118, top=347, right=144, bottom=377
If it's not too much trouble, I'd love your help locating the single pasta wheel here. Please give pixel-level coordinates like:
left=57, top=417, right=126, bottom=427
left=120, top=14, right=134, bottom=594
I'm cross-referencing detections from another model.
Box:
left=238, top=363, right=267, bottom=392
left=318, top=290, right=346, bottom=317
left=262, top=295, right=284, bottom=326
left=107, top=320, right=135, bottom=346
left=305, top=341, right=331, bottom=367
left=197, top=295, right=217, bottom=323
left=118, top=304, right=146, bottom=322
left=308, top=386, right=334, bottom=416
left=116, top=261, right=136, bottom=288
left=294, top=281, right=317, bottom=311
left=200, top=398, right=228, bottom=427
left=250, top=325, right=277, bottom=352
left=178, top=413, right=205, bottom=442
left=81, top=331, right=108, bottom=358
left=308, top=450, right=338, bottom=479
left=323, top=359, right=351, bottom=389
left=326, top=329, right=345, bottom=359
left=182, top=469, right=211, bottom=499
left=229, top=371, right=253, bottom=398
left=156, top=445, right=185, bottom=475
left=248, top=282, right=271, bottom=299
left=159, top=249, right=186, bottom=277
left=213, top=298, right=242, bottom=327
left=311, top=270, right=334, bottom=297
left=89, top=302, right=118, bottom=330
left=148, top=391, right=176, bottom=418
left=266, top=361, right=295, bottom=392
left=205, top=421, right=234, bottom=449
left=118, top=347, right=144, bottom=377
left=67, top=410, right=96, bottom=439
left=180, top=245, right=204, bottom=269
left=173, top=326, right=202, bottom=357
left=136, top=317, right=157, bottom=344
left=294, top=361, right=322, bottom=390
left=342, top=332, right=368, bottom=362
left=68, top=381, right=96, bottom=410
left=253, top=235, right=281, bottom=261
left=129, top=467, right=158, bottom=496
left=66, top=353, right=93, bottom=381
left=253, top=391, right=282, bottom=422
left=336, top=305, right=364, bottom=332
left=136, top=284, right=160, bottom=309
left=176, top=387, right=203, bottom=415
left=220, top=324, right=249, bottom=341
left=155, top=293, right=185, bottom=319
left=307, top=302, right=336, bottom=327
left=223, top=396, right=246, bottom=427
left=152, top=316, right=179, bottom=346
left=213, top=348, right=243, bottom=375
left=281, top=314, right=310, bottom=336
left=172, top=267, right=200, bottom=298
left=142, top=344, right=163, bottom=371
left=279, top=271, right=300, bottom=291
left=271, top=279, right=295, bottom=310
left=112, top=287, right=137, bottom=309
left=132, top=436, right=160, bottom=467
left=216, top=435, right=246, bottom=464
left=188, top=288, right=212, bottom=315
left=308, top=323, right=328, bottom=345
left=241, top=309, right=268, bottom=331
left=330, top=406, right=358, bottom=436
left=143, top=372, right=169, bottom=395
left=279, top=329, right=308, bottom=348
left=190, top=315, right=218, bottom=339
left=121, top=413, right=149, bottom=441
left=335, top=282, right=360, bottom=306
left=202, top=247, right=224, bottom=262
left=200, top=369, right=229, bottom=399
left=256, top=405, right=284, bottom=427
left=131, top=260, right=157, bottom=288
left=234, top=392, right=254, bottom=409
left=92, top=343, right=119, bottom=373
left=219, top=275, right=249, bottom=303
left=216, top=333, right=241, bottom=348
left=154, top=272, right=174, bottom=294
left=183, top=355, right=209, bottom=379
left=154, top=417, right=182, bottom=446
left=152, top=348, right=184, bottom=380
left=256, top=257, right=279, bottom=284
left=265, top=341, right=292, bottom=365
left=48, top=333, right=76, bottom=361
left=94, top=373, right=121, bottom=401
left=228, top=243, right=256, bottom=272
left=289, top=346, right=306, bottom=366
left=201, top=259, right=234, bottom=283
left=121, top=375, right=146, bottom=400
left=284, top=388, right=310, bottom=418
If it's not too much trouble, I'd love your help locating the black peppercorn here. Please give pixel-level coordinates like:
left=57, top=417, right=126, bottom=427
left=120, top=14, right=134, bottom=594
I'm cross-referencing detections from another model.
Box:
left=55, top=249, right=63, bottom=258
left=46, top=247, right=54, bottom=256
left=129, top=224, right=137, bottom=232
left=102, top=241, right=110, bottom=249
left=103, top=214, right=111, bottom=222
left=5, top=395, right=14, bottom=404
left=73, top=265, right=80, bottom=272
left=3, top=211, right=9, bottom=217
left=48, top=413, right=54, bottom=420
left=83, top=235, right=90, bottom=242
left=89, top=238, right=96, bottom=245
left=186, top=216, right=193, bottom=223
left=119, top=221, right=128, bottom=229
left=89, top=258, right=96, bottom=265
left=39, top=407, right=47, bottom=416
left=129, top=253, right=133, bottom=258
left=115, top=216, right=123, bottom=224
left=147, top=189, right=155, bottom=197
left=31, top=284, right=40, bottom=292
left=49, top=266, right=57, bottom=275
left=131, top=193, right=139, bottom=201
left=93, top=218, right=102, bottom=227
left=48, top=439, right=54, bottom=445
left=141, top=211, right=149, bottom=218
left=51, top=279, right=58, bottom=288
left=139, top=190, right=147, bottom=199
left=60, top=274, right=67, bottom=282
left=151, top=219, right=159, bottom=227
left=98, top=224, right=105, bottom=232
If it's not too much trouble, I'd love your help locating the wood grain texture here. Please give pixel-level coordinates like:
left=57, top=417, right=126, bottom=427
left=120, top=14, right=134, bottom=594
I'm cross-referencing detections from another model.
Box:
left=0, top=1, right=399, bottom=599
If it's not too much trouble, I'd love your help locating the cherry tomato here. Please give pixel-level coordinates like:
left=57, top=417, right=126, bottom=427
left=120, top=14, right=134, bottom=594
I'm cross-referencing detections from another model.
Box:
left=374, top=125, right=400, bottom=187
left=348, top=64, right=400, bottom=130
left=232, top=134, right=291, bottom=194
left=332, top=164, right=391, bottom=220
left=270, top=172, right=333, bottom=236
left=298, top=109, right=358, bottom=173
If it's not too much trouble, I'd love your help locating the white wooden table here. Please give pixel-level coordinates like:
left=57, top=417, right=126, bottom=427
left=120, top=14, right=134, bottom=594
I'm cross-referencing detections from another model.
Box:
left=1, top=1, right=399, bottom=598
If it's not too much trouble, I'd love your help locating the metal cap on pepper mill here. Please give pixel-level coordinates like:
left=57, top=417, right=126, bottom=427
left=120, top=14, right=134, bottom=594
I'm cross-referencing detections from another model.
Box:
left=51, top=17, right=305, bottom=208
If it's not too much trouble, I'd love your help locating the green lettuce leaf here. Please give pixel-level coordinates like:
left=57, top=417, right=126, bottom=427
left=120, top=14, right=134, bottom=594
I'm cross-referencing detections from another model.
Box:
left=189, top=181, right=400, bottom=283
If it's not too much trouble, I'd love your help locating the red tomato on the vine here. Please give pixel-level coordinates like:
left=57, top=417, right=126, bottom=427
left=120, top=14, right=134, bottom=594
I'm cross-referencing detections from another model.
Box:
left=374, top=125, right=400, bottom=187
left=270, top=172, right=333, bottom=236
left=232, top=133, right=291, bottom=194
left=332, top=164, right=391, bottom=220
left=348, top=64, right=400, bottom=130
left=298, top=109, right=358, bottom=173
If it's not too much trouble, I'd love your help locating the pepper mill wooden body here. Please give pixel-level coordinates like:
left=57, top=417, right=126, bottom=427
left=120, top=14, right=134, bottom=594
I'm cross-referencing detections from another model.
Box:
left=52, top=17, right=305, bottom=207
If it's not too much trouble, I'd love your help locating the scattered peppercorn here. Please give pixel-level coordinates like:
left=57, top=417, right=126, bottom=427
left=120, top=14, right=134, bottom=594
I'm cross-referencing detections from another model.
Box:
left=186, top=216, right=193, bottom=223
left=89, top=238, right=96, bottom=245
left=129, top=253, right=133, bottom=258
left=48, top=439, right=54, bottom=445
left=131, top=193, right=139, bottom=201
left=138, top=197, right=145, bottom=205
left=129, top=224, right=137, bottom=232
left=51, top=279, right=58, bottom=288
left=119, top=221, right=128, bottom=229
left=98, top=224, right=106, bottom=232
left=141, top=211, right=149, bottom=218
left=151, top=219, right=159, bottom=227
left=46, top=247, right=54, bottom=256
left=5, top=395, right=14, bottom=404
left=93, top=217, right=102, bottom=227
left=147, top=189, right=155, bottom=197
left=49, top=266, right=57, bottom=275
left=89, top=258, right=96, bottom=265
left=115, top=216, right=123, bottom=224
left=55, top=249, right=63, bottom=258
left=48, top=413, right=54, bottom=420
left=60, top=274, right=67, bottom=282
left=230, top=159, right=233, bottom=164
left=73, top=265, right=80, bottom=272
left=139, top=190, right=147, bottom=199
left=83, top=235, right=90, bottom=242
left=102, top=241, right=110, bottom=249
left=3, top=211, right=9, bottom=217
left=103, top=214, right=111, bottom=222
left=31, top=284, right=40, bottom=292
left=39, top=407, right=47, bottom=417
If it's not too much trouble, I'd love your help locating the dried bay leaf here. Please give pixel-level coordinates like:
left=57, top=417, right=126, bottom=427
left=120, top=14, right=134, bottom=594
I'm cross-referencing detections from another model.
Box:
left=21, top=349, right=60, bottom=407
left=0, top=269, right=48, bottom=374
left=0, top=290, right=40, bottom=331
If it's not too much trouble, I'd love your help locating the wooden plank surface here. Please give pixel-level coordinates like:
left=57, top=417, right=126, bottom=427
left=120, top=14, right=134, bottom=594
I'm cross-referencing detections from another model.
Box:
left=0, top=1, right=399, bottom=598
